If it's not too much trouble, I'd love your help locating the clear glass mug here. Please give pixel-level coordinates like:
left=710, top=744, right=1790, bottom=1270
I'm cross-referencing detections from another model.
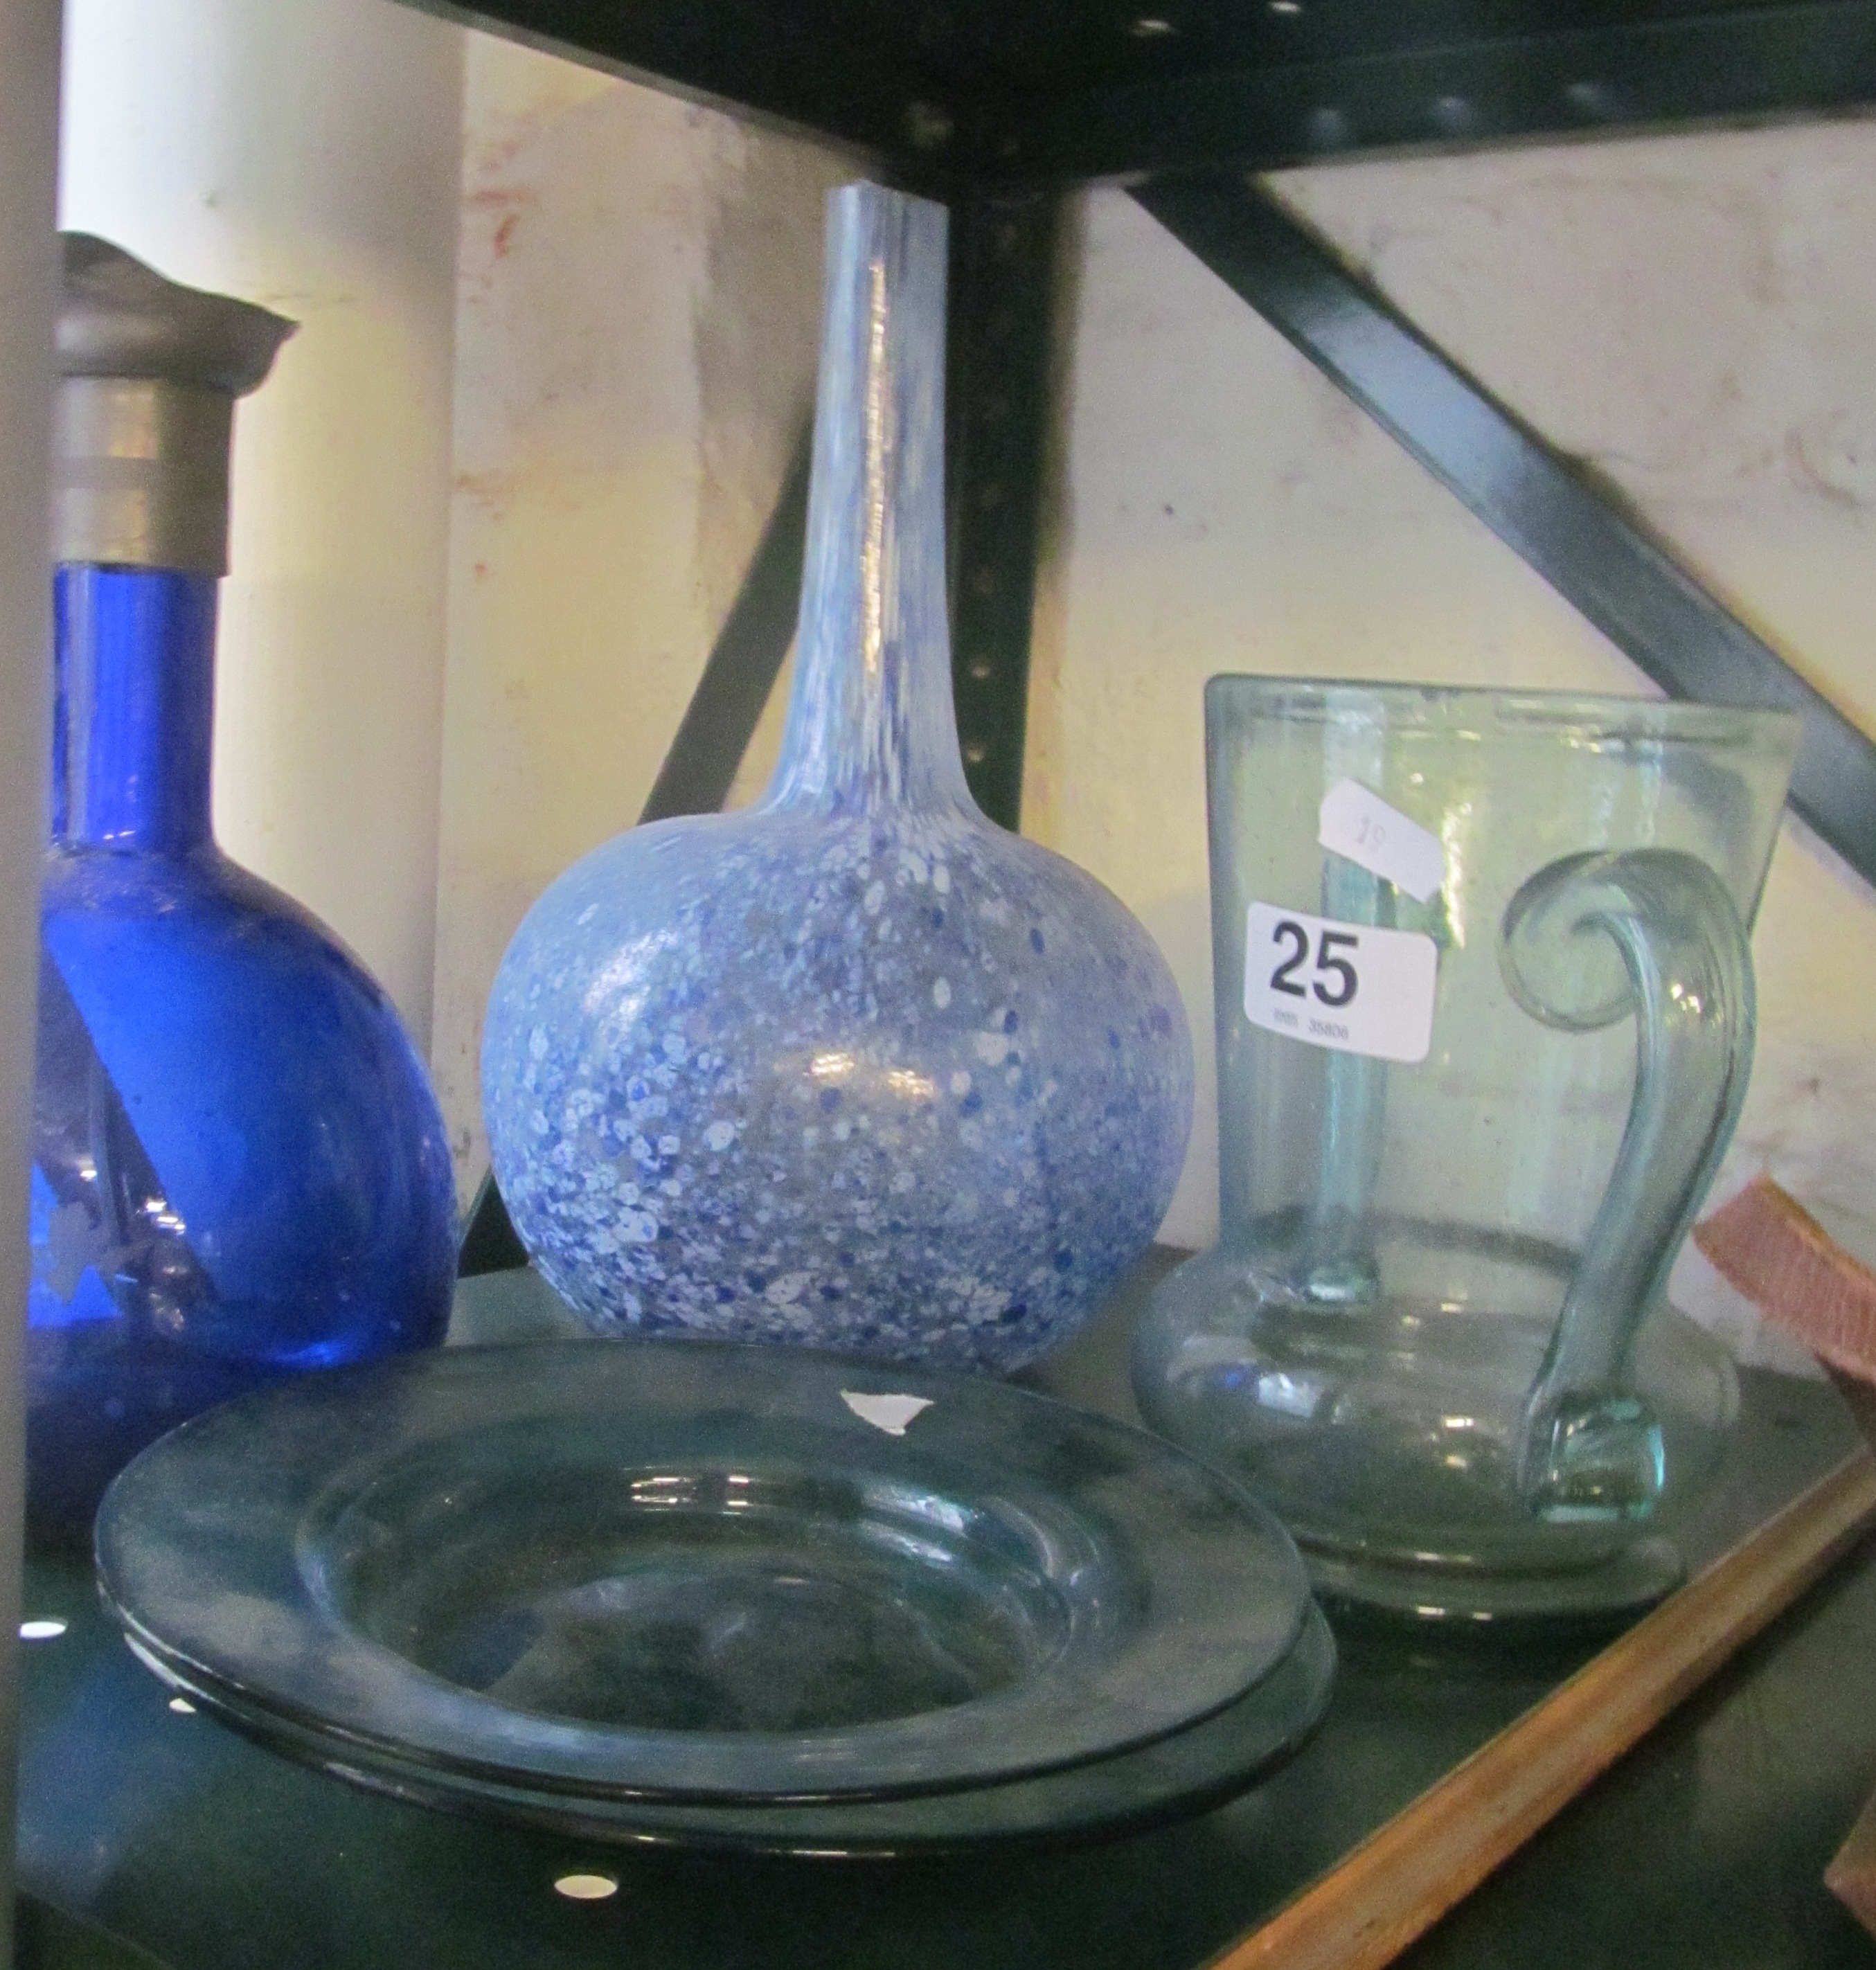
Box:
left=1133, top=681, right=1801, bottom=1624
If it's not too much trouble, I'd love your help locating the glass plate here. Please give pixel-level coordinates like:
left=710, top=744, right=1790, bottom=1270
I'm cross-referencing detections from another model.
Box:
left=97, top=1340, right=1313, bottom=1804
left=120, top=1606, right=1337, bottom=1856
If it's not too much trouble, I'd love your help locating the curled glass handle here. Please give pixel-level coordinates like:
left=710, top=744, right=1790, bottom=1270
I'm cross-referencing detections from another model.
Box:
left=1499, top=848, right=1755, bottom=1523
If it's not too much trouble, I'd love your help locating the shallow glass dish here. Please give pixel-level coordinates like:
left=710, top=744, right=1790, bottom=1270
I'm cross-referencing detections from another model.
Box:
left=96, top=1341, right=1313, bottom=1805
left=120, top=1605, right=1336, bottom=1856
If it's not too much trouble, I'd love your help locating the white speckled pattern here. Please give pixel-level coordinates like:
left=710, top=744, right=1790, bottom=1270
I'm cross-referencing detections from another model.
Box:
left=483, top=184, right=1192, bottom=1371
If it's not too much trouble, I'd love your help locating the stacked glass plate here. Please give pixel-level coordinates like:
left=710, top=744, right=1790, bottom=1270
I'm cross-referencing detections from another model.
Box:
left=94, top=1341, right=1334, bottom=1856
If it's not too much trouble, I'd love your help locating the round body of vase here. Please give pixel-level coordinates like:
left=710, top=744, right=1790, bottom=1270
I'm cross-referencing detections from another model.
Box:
left=484, top=805, right=1189, bottom=1371
left=31, top=578, right=458, bottom=1548
left=483, top=186, right=1192, bottom=1372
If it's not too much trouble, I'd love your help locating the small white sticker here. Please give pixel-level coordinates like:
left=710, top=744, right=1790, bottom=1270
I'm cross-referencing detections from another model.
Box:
left=1244, top=901, right=1438, bottom=1064
left=554, top=1874, right=620, bottom=1902
left=1317, top=779, right=1445, bottom=902
left=841, top=1390, right=934, bottom=1436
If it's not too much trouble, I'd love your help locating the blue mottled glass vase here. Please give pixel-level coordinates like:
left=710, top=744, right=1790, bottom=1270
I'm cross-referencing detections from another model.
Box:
left=483, top=183, right=1192, bottom=1372
left=28, top=238, right=456, bottom=1545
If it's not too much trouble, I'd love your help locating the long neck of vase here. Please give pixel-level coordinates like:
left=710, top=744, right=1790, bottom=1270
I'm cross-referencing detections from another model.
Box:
left=52, top=562, right=218, bottom=856
left=762, top=184, right=974, bottom=819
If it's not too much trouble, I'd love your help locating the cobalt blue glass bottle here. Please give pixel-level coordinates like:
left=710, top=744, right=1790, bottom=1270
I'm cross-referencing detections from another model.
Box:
left=482, top=184, right=1193, bottom=1372
left=27, top=237, right=457, bottom=1545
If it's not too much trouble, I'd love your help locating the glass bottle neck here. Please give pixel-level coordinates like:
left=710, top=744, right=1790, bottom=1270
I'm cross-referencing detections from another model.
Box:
left=53, top=563, right=219, bottom=855
left=762, top=185, right=974, bottom=820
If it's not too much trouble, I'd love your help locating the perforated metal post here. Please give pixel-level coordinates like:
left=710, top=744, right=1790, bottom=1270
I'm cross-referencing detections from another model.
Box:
left=945, top=188, right=1059, bottom=832
left=0, top=1, right=61, bottom=1958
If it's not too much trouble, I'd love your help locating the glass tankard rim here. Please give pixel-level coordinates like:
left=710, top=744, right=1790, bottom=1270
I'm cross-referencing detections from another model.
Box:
left=1204, top=674, right=1802, bottom=755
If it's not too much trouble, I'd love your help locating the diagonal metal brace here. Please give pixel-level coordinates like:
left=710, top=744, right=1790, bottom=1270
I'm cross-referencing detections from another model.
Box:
left=638, top=425, right=812, bottom=824
left=1134, top=172, right=1876, bottom=886
left=463, top=429, right=812, bottom=1273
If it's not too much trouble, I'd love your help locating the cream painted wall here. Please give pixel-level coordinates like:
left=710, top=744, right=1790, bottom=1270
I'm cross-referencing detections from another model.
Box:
left=57, top=0, right=464, bottom=1048
left=430, top=37, right=847, bottom=1194
left=1026, top=123, right=1876, bottom=1361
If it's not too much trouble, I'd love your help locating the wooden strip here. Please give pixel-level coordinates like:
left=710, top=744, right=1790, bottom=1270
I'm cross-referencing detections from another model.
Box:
left=1212, top=1449, right=1876, bottom=1970
left=1692, top=1175, right=1876, bottom=1940
left=1826, top=1782, right=1876, bottom=1937
left=1693, top=1174, right=1876, bottom=1381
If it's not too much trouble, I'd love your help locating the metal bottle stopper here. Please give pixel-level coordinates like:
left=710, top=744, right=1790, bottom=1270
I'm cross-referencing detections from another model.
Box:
left=54, top=235, right=296, bottom=574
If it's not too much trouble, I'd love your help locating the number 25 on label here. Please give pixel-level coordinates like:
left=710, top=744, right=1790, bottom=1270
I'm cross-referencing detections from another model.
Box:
left=1266, top=918, right=1359, bottom=1008
left=1243, top=901, right=1438, bottom=1065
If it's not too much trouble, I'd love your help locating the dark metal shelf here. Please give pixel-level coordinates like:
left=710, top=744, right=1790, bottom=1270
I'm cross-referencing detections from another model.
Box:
left=18, top=1259, right=1876, bottom=1970
left=429, top=0, right=1876, bottom=186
